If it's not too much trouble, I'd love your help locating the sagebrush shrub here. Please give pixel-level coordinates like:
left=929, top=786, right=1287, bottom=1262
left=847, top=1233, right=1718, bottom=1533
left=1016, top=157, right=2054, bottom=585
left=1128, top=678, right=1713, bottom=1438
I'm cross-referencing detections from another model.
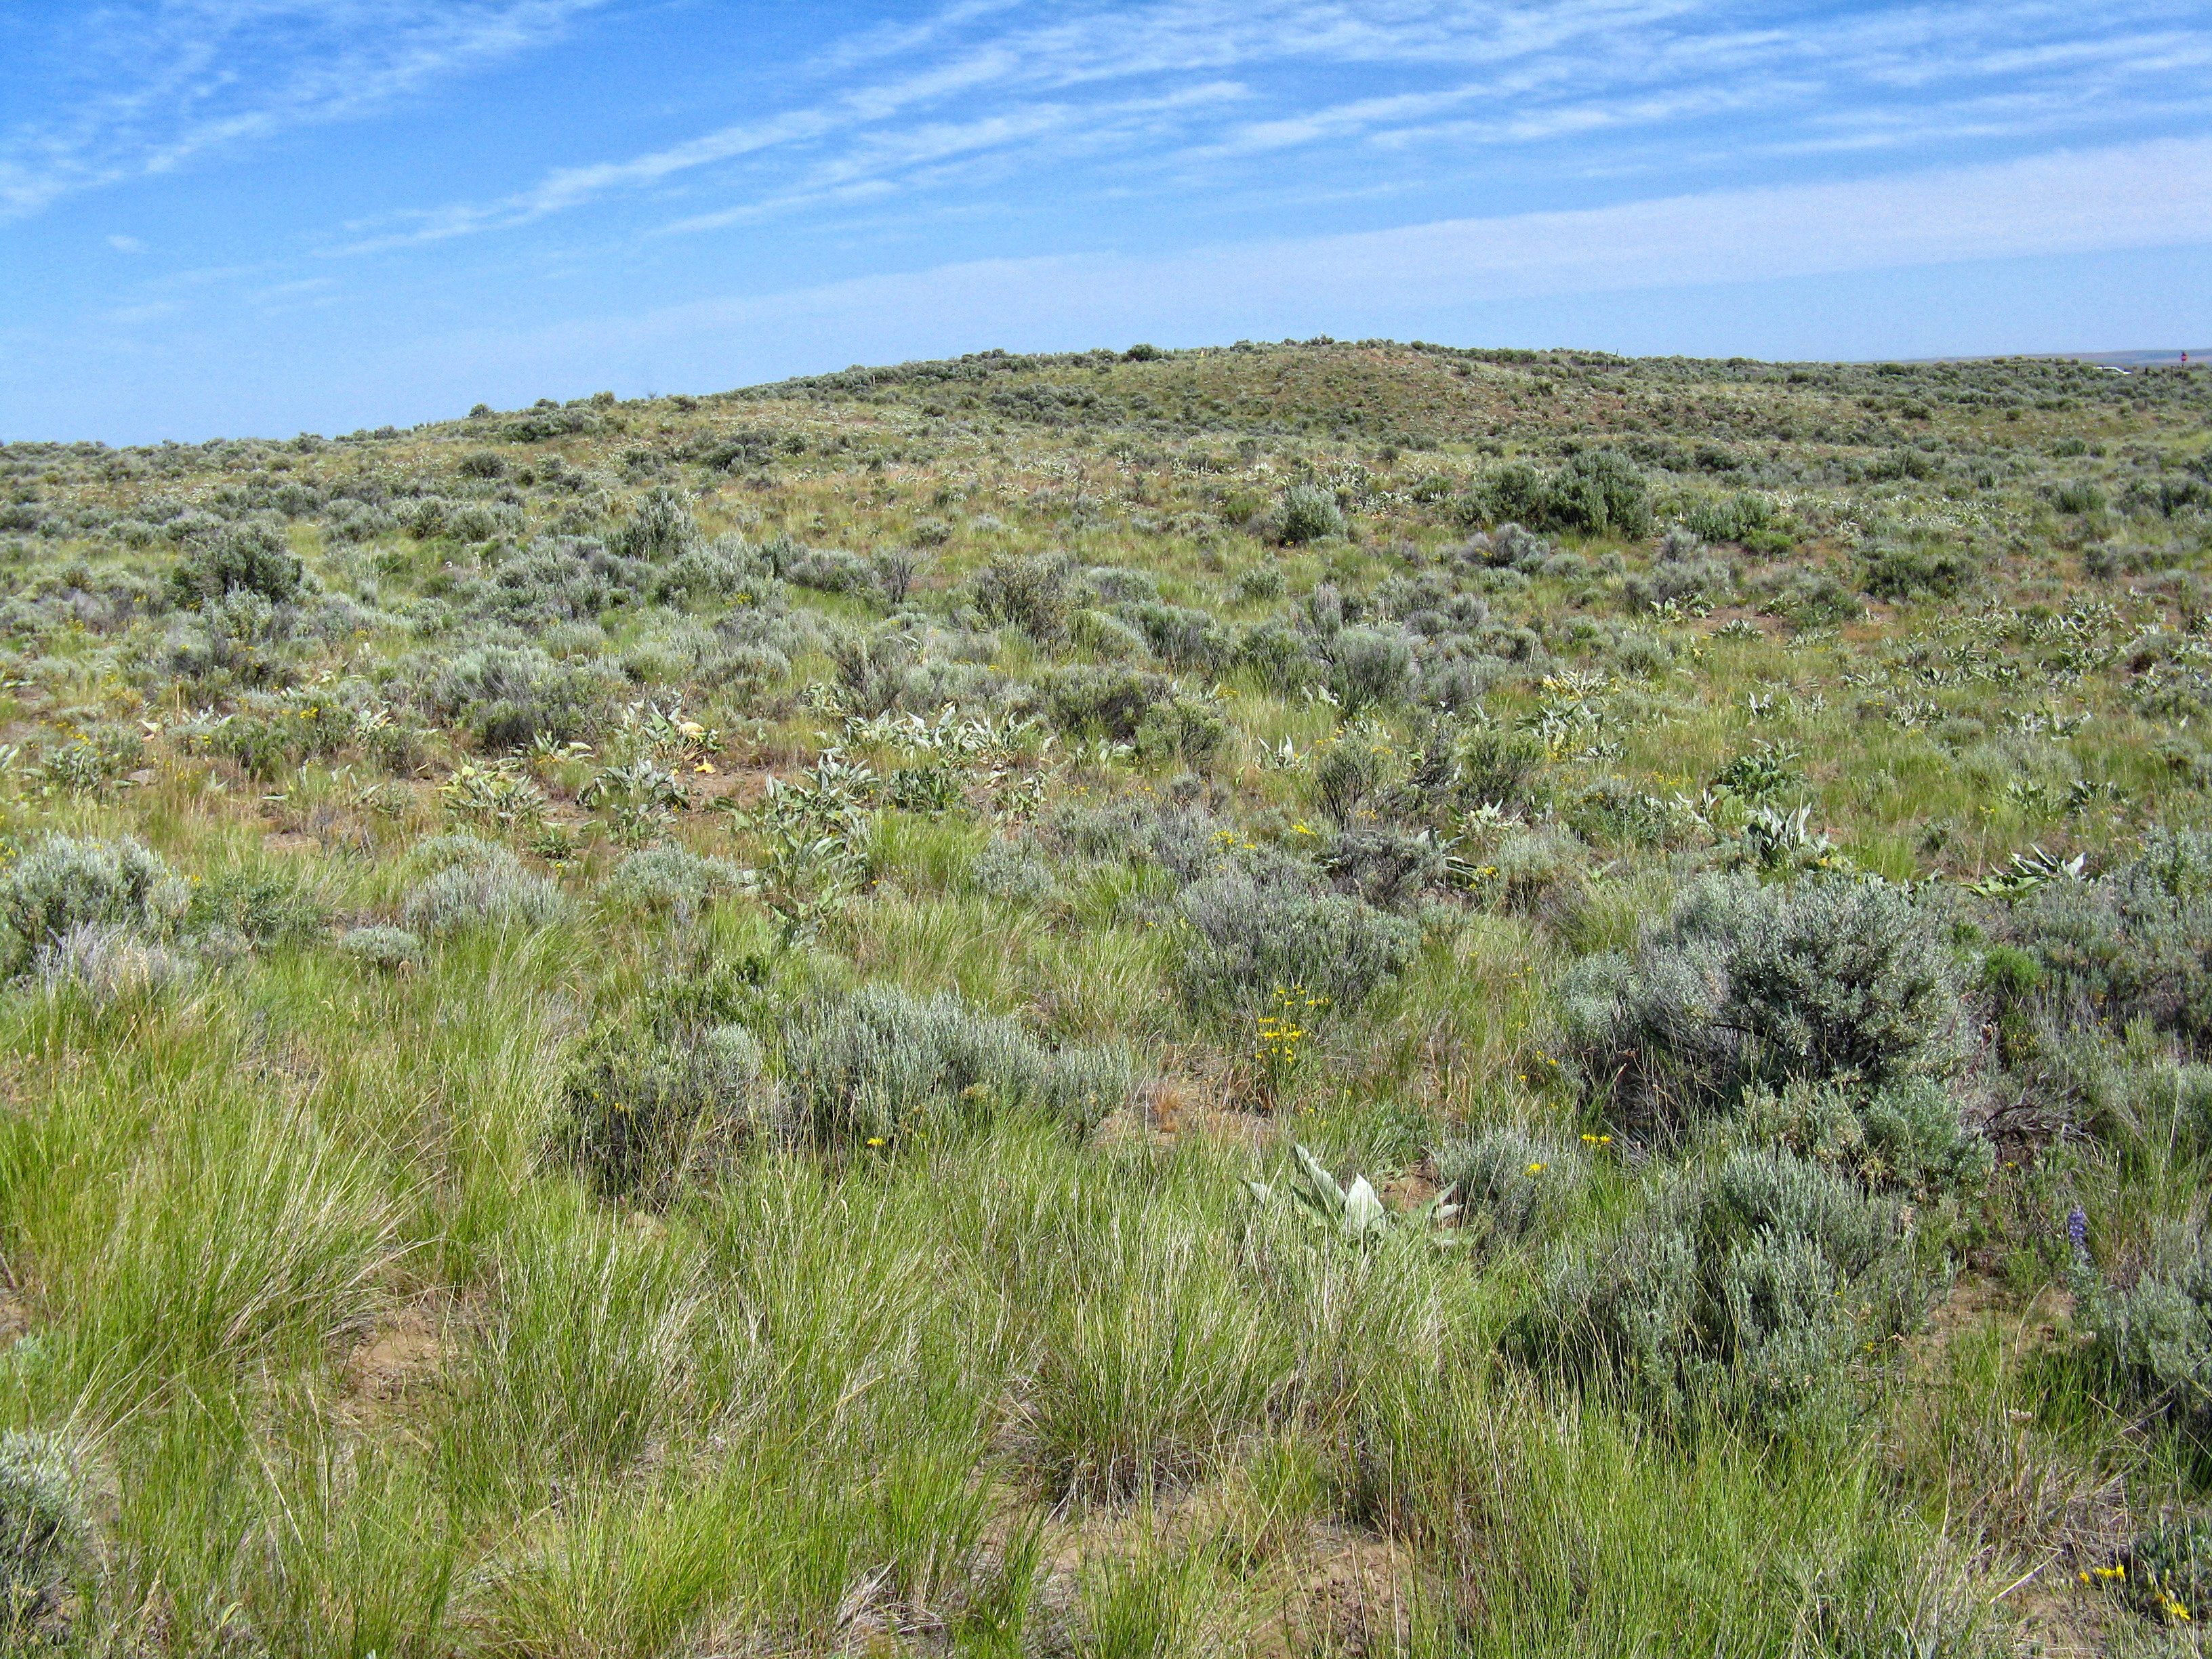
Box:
left=559, top=1020, right=770, bottom=1199
left=170, top=523, right=303, bottom=607
left=605, top=486, right=697, bottom=561
left=184, top=866, right=328, bottom=945
left=401, top=841, right=568, bottom=935
left=1132, top=696, right=1228, bottom=769
left=1469, top=453, right=1652, bottom=539
left=1744, top=1076, right=1991, bottom=1200
left=964, top=836, right=1060, bottom=906
left=339, top=925, right=423, bottom=970
left=0, top=834, right=188, bottom=973
left=1435, top=1126, right=1584, bottom=1253
left=1174, top=869, right=1420, bottom=1015
left=1313, top=733, right=1395, bottom=825
left=974, top=554, right=1070, bottom=640
left=600, top=845, right=747, bottom=920
left=1315, top=823, right=1446, bottom=911
left=2076, top=1218, right=2212, bottom=1444
left=424, top=644, right=611, bottom=752
left=782, top=983, right=1135, bottom=1145
left=2005, top=828, right=2212, bottom=1052
left=35, top=922, right=196, bottom=1004
left=1325, top=627, right=1411, bottom=713
left=0, top=1429, right=88, bottom=1641
left=1559, top=875, right=1965, bottom=1134
left=1517, top=1148, right=1923, bottom=1431
left=1486, top=826, right=1591, bottom=926
left=1278, top=483, right=1345, bottom=545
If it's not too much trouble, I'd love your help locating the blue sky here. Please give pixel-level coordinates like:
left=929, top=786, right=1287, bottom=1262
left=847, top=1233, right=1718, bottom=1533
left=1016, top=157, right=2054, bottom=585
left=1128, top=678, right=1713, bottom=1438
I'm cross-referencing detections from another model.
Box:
left=4, top=1, right=2211, bottom=443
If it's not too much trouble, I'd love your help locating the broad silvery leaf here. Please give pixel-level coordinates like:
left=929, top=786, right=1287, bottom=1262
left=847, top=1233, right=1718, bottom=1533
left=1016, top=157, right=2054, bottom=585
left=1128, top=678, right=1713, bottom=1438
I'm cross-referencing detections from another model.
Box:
left=1343, top=1175, right=1387, bottom=1240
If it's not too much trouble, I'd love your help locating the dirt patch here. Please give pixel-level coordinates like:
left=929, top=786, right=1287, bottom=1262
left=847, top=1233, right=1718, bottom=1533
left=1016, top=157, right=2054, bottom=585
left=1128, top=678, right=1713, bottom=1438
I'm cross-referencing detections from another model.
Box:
left=340, top=1305, right=445, bottom=1406
left=1258, top=1525, right=1414, bottom=1659
left=0, top=1289, right=29, bottom=1348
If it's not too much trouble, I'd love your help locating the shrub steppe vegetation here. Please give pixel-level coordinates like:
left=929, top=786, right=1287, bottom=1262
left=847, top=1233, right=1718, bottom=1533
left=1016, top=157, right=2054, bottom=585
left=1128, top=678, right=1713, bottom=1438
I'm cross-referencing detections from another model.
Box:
left=0, top=338, right=2209, bottom=1651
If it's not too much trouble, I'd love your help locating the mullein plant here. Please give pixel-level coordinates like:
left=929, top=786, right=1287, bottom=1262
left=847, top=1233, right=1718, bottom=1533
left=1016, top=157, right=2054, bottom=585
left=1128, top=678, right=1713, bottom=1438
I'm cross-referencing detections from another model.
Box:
left=1245, top=1143, right=1461, bottom=1250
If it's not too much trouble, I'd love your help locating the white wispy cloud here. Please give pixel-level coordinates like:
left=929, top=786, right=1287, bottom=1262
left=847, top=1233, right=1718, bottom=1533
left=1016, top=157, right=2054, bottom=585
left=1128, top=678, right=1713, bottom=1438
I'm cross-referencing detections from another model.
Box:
left=0, top=0, right=613, bottom=220
left=306, top=0, right=2212, bottom=260
left=391, top=135, right=2212, bottom=394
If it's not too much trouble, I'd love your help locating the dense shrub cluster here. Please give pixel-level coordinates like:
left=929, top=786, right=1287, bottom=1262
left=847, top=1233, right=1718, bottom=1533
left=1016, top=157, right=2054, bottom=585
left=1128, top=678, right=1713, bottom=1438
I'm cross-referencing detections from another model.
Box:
left=0, top=834, right=188, bottom=974
left=781, top=983, right=1136, bottom=1144
left=1466, top=451, right=1653, bottom=539
left=1173, top=868, right=1421, bottom=1015
left=401, top=836, right=569, bottom=935
left=1558, top=875, right=1967, bottom=1135
left=1435, top=1126, right=1585, bottom=1253
left=1517, top=1148, right=1926, bottom=1431
left=558, top=961, right=775, bottom=1200
left=2001, top=829, right=2212, bottom=1051
left=169, top=523, right=304, bottom=607
left=2076, top=1218, right=2212, bottom=1446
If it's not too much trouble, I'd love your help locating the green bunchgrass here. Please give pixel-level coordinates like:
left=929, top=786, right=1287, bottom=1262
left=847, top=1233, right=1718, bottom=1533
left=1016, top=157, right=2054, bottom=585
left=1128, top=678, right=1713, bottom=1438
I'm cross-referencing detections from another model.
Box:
left=1, top=341, right=2205, bottom=1653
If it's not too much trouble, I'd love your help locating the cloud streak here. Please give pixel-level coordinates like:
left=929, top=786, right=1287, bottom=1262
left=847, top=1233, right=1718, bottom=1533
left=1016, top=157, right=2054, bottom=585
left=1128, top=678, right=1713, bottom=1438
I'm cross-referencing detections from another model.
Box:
left=0, top=0, right=613, bottom=219
left=495, top=135, right=2212, bottom=372
left=312, top=0, right=2212, bottom=260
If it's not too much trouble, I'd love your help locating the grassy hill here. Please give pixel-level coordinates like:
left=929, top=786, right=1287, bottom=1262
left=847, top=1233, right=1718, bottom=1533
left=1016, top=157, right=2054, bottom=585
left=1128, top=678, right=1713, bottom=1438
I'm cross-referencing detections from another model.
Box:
left=0, top=339, right=2210, bottom=1654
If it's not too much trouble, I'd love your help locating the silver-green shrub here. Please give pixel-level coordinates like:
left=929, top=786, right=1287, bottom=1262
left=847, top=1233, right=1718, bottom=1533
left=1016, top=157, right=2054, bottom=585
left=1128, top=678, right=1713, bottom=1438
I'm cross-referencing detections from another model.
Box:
left=1558, top=874, right=1965, bottom=1136
left=600, top=845, right=747, bottom=920
left=1278, top=483, right=1345, bottom=544
left=1434, top=1126, right=1585, bottom=1253
left=1174, top=869, right=1420, bottom=1017
left=1744, top=1076, right=1992, bottom=1200
left=1517, top=1148, right=1924, bottom=1431
left=0, top=1429, right=88, bottom=1641
left=783, top=984, right=1135, bottom=1144
left=35, top=922, right=197, bottom=1004
left=401, top=840, right=568, bottom=935
left=339, top=924, right=424, bottom=971
left=0, top=834, right=188, bottom=975
left=2076, top=1218, right=2212, bottom=1445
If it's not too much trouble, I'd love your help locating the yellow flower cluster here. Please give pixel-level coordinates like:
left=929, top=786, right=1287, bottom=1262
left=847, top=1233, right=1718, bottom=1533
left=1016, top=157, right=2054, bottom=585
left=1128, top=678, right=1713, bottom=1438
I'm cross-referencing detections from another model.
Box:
left=1255, top=985, right=1330, bottom=1069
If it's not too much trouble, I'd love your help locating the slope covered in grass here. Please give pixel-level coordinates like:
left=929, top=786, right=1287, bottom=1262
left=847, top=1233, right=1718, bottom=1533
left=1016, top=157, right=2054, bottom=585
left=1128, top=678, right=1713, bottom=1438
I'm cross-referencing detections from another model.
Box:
left=0, top=340, right=2209, bottom=1652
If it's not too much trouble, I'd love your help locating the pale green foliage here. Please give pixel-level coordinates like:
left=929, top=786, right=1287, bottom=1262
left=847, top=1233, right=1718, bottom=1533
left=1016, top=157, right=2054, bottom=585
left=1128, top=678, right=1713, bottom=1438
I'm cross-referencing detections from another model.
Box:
left=339, top=923, right=423, bottom=970
left=600, top=845, right=747, bottom=919
left=1245, top=1142, right=1459, bottom=1248
left=782, top=984, right=1136, bottom=1144
left=1558, top=874, right=1966, bottom=1134
left=1744, top=1076, right=1992, bottom=1199
left=1277, top=483, right=1345, bottom=545
left=2077, top=1218, right=2212, bottom=1443
left=0, top=834, right=188, bottom=973
left=0, top=1429, right=89, bottom=1641
left=401, top=838, right=569, bottom=935
left=1173, top=871, right=1420, bottom=1016
left=1435, top=1126, right=1584, bottom=1252
left=35, top=922, right=197, bottom=1004
left=1519, top=1148, right=1923, bottom=1431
